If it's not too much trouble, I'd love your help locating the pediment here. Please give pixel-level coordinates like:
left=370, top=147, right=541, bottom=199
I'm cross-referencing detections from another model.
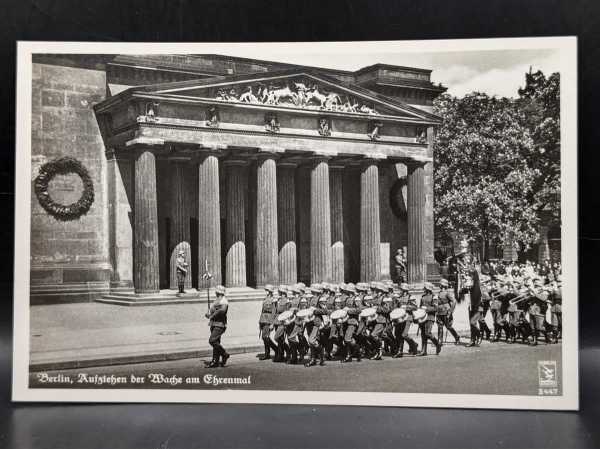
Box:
left=135, top=71, right=437, bottom=122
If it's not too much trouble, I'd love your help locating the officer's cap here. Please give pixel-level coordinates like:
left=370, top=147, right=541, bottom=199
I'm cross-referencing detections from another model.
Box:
left=264, top=284, right=274, bottom=293
left=423, top=282, right=435, bottom=292
left=215, top=285, right=226, bottom=296
left=439, top=278, right=449, bottom=287
left=278, top=284, right=288, bottom=293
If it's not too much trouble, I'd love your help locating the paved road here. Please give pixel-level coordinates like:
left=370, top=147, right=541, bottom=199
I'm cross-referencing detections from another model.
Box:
left=30, top=341, right=562, bottom=396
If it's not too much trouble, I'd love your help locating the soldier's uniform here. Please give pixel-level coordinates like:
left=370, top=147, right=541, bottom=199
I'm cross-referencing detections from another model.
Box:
left=328, top=291, right=346, bottom=359
left=285, top=312, right=302, bottom=364
left=258, top=285, right=277, bottom=360
left=530, top=283, right=551, bottom=344
left=392, top=283, right=419, bottom=357
left=175, top=251, right=188, bottom=294
left=436, top=279, right=460, bottom=345
left=550, top=284, right=562, bottom=342
left=205, top=285, right=229, bottom=368
left=478, top=282, right=493, bottom=339
left=341, top=285, right=363, bottom=362
left=418, top=283, right=441, bottom=356
left=305, top=299, right=329, bottom=367
left=368, top=285, right=388, bottom=360
left=272, top=286, right=290, bottom=362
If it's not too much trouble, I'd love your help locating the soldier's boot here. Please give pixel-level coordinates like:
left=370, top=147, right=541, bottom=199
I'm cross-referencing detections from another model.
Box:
left=205, top=348, right=220, bottom=368
left=437, top=328, right=445, bottom=346
left=354, top=343, right=362, bottom=362
left=325, top=341, right=334, bottom=360
left=530, top=333, right=538, bottom=346
left=393, top=346, right=404, bottom=358
left=319, top=347, right=326, bottom=366
left=220, top=351, right=230, bottom=367
left=259, top=340, right=271, bottom=360
left=480, top=321, right=491, bottom=340
left=544, top=331, right=552, bottom=344
left=408, top=339, right=419, bottom=355
left=417, top=337, right=428, bottom=356
left=432, top=336, right=442, bottom=355
left=287, top=343, right=298, bottom=364
left=305, top=348, right=317, bottom=367
left=449, top=327, right=460, bottom=344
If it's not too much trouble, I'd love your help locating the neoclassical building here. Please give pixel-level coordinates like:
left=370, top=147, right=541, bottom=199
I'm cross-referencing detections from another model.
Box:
left=30, top=54, right=446, bottom=303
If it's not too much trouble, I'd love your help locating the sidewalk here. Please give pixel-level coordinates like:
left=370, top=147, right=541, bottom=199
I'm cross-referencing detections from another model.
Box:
left=30, top=300, right=480, bottom=371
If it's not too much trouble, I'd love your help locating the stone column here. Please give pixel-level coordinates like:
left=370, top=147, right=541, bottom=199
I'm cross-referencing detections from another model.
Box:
left=330, top=165, right=344, bottom=283
left=407, top=161, right=426, bottom=285
left=224, top=160, right=247, bottom=287
left=277, top=160, right=298, bottom=285
left=133, top=148, right=160, bottom=293
left=168, top=158, right=192, bottom=289
left=311, top=156, right=332, bottom=284
left=255, top=153, right=279, bottom=287
left=198, top=151, right=222, bottom=287
left=360, top=159, right=381, bottom=282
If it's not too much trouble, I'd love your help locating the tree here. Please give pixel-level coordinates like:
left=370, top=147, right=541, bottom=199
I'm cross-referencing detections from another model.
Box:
left=517, top=70, right=561, bottom=222
left=433, top=92, right=540, bottom=259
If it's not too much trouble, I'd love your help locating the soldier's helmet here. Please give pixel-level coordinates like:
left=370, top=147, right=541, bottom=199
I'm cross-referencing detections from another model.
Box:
left=278, top=285, right=288, bottom=294
left=439, top=278, right=449, bottom=288
left=334, top=295, right=344, bottom=304
left=400, top=282, right=410, bottom=292
left=264, top=284, right=274, bottom=293
left=215, top=285, right=226, bottom=296
left=318, top=296, right=328, bottom=304
left=310, top=284, right=323, bottom=295
left=423, top=282, right=435, bottom=292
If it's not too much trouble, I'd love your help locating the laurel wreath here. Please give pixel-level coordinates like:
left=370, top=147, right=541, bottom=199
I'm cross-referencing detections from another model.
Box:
left=34, top=157, right=95, bottom=221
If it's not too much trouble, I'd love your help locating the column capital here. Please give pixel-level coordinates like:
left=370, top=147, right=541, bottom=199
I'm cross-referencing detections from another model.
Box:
left=277, top=157, right=301, bottom=168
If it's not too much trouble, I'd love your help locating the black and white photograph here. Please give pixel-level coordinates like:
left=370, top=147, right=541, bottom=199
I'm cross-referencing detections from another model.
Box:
left=12, top=38, right=578, bottom=409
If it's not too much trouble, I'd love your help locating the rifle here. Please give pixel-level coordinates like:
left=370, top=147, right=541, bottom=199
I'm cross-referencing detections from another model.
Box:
left=201, top=259, right=213, bottom=312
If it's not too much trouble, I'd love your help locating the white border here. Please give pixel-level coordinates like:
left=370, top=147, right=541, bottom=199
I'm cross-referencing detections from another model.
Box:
left=12, top=37, right=578, bottom=409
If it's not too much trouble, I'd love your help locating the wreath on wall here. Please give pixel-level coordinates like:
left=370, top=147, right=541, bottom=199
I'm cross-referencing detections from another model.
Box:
left=34, top=156, right=95, bottom=221
left=389, top=177, right=408, bottom=221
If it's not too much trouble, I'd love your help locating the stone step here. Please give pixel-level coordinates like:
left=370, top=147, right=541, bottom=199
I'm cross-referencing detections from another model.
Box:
left=96, top=287, right=265, bottom=306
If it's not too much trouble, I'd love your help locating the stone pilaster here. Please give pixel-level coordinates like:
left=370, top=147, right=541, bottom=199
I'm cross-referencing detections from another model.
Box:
left=133, top=149, right=160, bottom=293
left=224, top=160, right=247, bottom=287
left=330, top=165, right=344, bottom=283
left=360, top=159, right=381, bottom=282
left=169, top=159, right=192, bottom=289
left=407, top=161, right=426, bottom=285
left=198, top=152, right=222, bottom=287
left=277, top=160, right=297, bottom=285
left=107, top=150, right=133, bottom=290
left=255, top=153, right=279, bottom=287
left=311, top=156, right=332, bottom=284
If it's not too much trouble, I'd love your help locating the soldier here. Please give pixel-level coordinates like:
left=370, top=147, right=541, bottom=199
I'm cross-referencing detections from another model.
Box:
left=550, top=279, right=562, bottom=342
left=305, top=297, right=328, bottom=367
left=258, top=284, right=277, bottom=360
left=297, top=294, right=310, bottom=360
left=392, top=283, right=419, bottom=357
left=204, top=285, right=230, bottom=368
left=342, top=285, right=362, bottom=363
left=309, top=284, right=322, bottom=307
left=490, top=283, right=507, bottom=342
left=478, top=278, right=493, bottom=340
left=394, top=248, right=407, bottom=283
left=530, top=279, right=552, bottom=345
left=272, top=285, right=290, bottom=362
left=329, top=288, right=346, bottom=359
left=436, top=278, right=460, bottom=345
left=417, top=282, right=442, bottom=356
left=284, top=310, right=302, bottom=364
left=175, top=250, right=188, bottom=295
left=368, top=284, right=388, bottom=360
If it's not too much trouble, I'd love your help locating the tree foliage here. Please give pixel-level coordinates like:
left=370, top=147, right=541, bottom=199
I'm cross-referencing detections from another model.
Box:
left=433, top=70, right=560, bottom=256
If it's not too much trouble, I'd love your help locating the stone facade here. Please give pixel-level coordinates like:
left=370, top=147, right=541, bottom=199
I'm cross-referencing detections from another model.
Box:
left=29, top=55, right=445, bottom=303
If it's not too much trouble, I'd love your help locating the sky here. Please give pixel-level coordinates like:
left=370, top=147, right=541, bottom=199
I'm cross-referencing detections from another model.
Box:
left=214, top=48, right=561, bottom=98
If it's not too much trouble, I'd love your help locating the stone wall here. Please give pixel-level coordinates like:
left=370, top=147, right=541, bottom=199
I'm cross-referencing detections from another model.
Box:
left=30, top=62, right=110, bottom=303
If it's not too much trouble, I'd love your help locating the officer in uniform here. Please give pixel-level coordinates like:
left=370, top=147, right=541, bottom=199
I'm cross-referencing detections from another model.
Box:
left=205, top=285, right=229, bottom=368
left=392, top=283, right=419, bottom=357
left=175, top=250, right=188, bottom=295
left=418, top=282, right=442, bottom=356
left=550, top=279, right=562, bottom=342
left=272, top=285, right=290, bottom=362
left=436, top=278, right=460, bottom=345
left=258, top=284, right=277, bottom=360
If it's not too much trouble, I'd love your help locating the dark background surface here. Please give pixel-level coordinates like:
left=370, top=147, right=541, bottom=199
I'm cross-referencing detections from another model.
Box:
left=0, top=0, right=599, bottom=448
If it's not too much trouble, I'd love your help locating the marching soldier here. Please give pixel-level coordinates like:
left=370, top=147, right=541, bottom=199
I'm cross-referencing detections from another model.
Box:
left=392, top=283, right=419, bottom=357
left=367, top=284, right=388, bottom=360
left=204, top=285, right=230, bottom=368
left=478, top=279, right=493, bottom=340
left=436, top=278, right=460, bottom=345
left=175, top=250, right=189, bottom=295
left=305, top=297, right=328, bottom=367
left=284, top=310, right=302, bottom=364
left=258, top=285, right=277, bottom=360
left=272, top=285, right=291, bottom=362
left=550, top=278, right=562, bottom=342
left=342, top=285, right=362, bottom=363
left=417, top=282, right=442, bottom=356
left=529, top=279, right=552, bottom=345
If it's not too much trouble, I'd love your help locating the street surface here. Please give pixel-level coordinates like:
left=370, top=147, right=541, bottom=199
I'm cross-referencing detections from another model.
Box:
left=30, top=340, right=562, bottom=396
